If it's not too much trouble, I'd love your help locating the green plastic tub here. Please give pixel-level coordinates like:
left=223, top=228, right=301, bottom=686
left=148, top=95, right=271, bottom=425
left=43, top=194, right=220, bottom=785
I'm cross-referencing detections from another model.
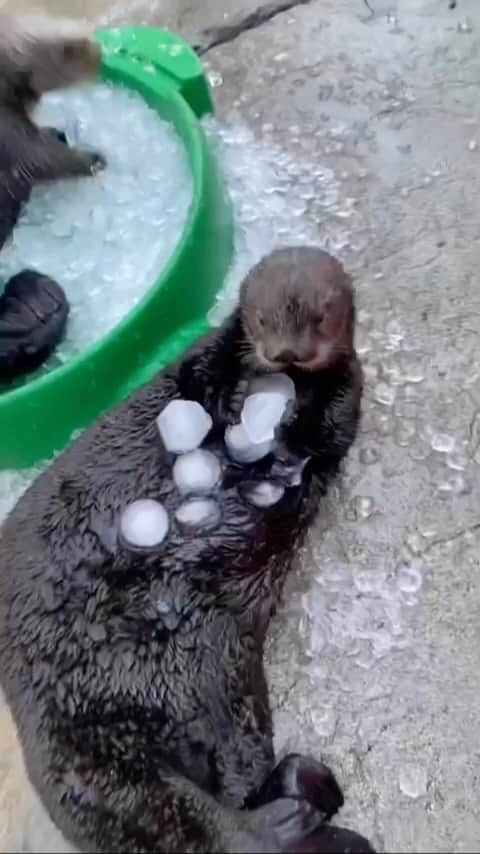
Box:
left=0, top=27, right=233, bottom=470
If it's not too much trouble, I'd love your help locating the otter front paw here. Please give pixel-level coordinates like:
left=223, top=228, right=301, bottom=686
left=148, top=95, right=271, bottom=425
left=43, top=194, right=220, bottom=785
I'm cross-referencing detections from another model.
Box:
left=217, top=377, right=250, bottom=426
left=74, top=147, right=107, bottom=175
left=84, top=149, right=107, bottom=174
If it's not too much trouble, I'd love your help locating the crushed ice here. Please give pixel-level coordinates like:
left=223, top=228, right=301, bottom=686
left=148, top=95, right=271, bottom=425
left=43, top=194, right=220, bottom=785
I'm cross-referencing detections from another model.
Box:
left=0, top=83, right=192, bottom=378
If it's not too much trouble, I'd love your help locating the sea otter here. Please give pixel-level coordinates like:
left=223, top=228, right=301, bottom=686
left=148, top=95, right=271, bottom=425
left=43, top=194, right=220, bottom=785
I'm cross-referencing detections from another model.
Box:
left=0, top=11, right=105, bottom=378
left=0, top=10, right=105, bottom=249
left=0, top=247, right=369, bottom=852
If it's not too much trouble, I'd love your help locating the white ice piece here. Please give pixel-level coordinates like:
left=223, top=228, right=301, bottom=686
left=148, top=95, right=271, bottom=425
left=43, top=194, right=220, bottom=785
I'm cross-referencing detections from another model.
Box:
left=248, top=372, right=296, bottom=402
left=173, top=449, right=221, bottom=495
left=120, top=499, right=169, bottom=548
left=175, top=497, right=221, bottom=530
left=243, top=481, right=285, bottom=508
left=241, top=391, right=288, bottom=443
left=156, top=400, right=213, bottom=454
left=225, top=423, right=273, bottom=464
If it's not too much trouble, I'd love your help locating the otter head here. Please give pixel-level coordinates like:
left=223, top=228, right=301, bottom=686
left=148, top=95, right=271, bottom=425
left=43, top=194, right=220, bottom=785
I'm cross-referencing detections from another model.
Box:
left=240, top=246, right=355, bottom=373
left=0, top=12, right=101, bottom=107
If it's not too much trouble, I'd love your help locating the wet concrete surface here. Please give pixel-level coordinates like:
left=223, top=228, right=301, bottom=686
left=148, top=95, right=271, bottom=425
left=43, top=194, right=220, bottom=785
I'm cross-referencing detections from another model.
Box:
left=0, top=0, right=480, bottom=851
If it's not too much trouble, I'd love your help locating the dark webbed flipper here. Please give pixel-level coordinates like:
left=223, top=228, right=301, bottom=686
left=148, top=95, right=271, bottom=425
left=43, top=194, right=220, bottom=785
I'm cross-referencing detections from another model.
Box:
left=0, top=270, right=69, bottom=379
left=248, top=754, right=344, bottom=820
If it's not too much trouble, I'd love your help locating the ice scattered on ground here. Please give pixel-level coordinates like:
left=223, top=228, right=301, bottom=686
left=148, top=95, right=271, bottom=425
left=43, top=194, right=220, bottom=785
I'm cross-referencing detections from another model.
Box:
left=203, top=118, right=342, bottom=324
left=173, top=449, right=221, bottom=495
left=398, top=765, right=428, bottom=799
left=120, top=498, right=169, bottom=548
left=0, top=83, right=192, bottom=381
left=157, top=400, right=212, bottom=454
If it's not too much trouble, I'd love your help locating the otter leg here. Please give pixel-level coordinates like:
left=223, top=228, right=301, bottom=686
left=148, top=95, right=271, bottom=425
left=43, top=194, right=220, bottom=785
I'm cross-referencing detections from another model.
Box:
left=27, top=129, right=106, bottom=179
left=43, top=762, right=324, bottom=853
left=2, top=111, right=106, bottom=183
left=41, top=126, right=68, bottom=145
left=246, top=754, right=344, bottom=820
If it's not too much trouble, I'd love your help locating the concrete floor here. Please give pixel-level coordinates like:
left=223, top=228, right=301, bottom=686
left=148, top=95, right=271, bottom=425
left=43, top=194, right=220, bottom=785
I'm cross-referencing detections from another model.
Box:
left=0, top=0, right=480, bottom=851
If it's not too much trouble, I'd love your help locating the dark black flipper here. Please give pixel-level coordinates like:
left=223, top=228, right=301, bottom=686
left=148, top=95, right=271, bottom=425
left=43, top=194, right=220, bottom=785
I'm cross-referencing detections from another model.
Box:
left=0, top=269, right=69, bottom=379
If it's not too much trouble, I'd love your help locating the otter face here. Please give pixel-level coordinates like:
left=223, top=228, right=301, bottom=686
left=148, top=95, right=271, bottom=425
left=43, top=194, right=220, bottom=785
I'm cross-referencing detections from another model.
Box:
left=0, top=13, right=101, bottom=101
left=240, top=246, right=355, bottom=373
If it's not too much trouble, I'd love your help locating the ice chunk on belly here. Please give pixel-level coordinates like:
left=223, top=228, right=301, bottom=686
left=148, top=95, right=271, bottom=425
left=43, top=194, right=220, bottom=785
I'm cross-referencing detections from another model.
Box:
left=225, top=423, right=273, bottom=463
left=173, top=449, right=221, bottom=495
left=156, top=400, right=212, bottom=454
left=175, top=497, right=221, bottom=530
left=120, top=499, right=169, bottom=548
left=248, top=372, right=296, bottom=403
left=241, top=391, right=288, bottom=444
left=243, top=481, right=285, bottom=508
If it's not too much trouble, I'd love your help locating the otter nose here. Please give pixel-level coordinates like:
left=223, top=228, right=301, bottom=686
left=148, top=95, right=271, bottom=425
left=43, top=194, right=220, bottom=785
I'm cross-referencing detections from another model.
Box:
left=270, top=348, right=297, bottom=364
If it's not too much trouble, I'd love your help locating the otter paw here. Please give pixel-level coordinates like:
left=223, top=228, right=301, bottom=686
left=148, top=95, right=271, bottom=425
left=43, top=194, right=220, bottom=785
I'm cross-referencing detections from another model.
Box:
left=273, top=754, right=344, bottom=819
left=87, top=150, right=107, bottom=174
left=76, top=148, right=107, bottom=175
left=218, top=378, right=250, bottom=426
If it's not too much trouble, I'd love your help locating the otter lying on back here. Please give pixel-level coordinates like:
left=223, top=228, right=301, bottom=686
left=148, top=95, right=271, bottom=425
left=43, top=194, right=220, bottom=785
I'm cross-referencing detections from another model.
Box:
left=0, top=247, right=370, bottom=853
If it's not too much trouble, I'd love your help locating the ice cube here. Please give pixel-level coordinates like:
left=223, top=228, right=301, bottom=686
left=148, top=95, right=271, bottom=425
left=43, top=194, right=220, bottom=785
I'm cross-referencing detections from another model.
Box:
left=175, top=497, right=221, bottom=530
left=156, top=400, right=213, bottom=454
left=248, top=372, right=296, bottom=402
left=241, top=391, right=288, bottom=443
left=243, top=481, right=285, bottom=508
left=120, top=499, right=169, bottom=548
left=173, top=449, right=221, bottom=495
left=224, top=423, right=273, bottom=464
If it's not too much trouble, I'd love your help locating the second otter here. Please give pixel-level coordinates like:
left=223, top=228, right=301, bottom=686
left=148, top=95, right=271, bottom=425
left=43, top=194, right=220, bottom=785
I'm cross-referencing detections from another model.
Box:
left=0, top=11, right=105, bottom=249
left=0, top=247, right=368, bottom=852
left=0, top=12, right=105, bottom=377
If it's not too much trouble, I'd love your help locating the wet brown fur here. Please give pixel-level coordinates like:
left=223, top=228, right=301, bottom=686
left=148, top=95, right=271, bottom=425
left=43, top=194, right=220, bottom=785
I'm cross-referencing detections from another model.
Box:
left=0, top=248, right=371, bottom=853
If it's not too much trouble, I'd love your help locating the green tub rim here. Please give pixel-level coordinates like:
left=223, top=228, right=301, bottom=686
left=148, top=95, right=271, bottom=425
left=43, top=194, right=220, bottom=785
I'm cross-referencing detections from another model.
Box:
left=0, top=27, right=233, bottom=470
